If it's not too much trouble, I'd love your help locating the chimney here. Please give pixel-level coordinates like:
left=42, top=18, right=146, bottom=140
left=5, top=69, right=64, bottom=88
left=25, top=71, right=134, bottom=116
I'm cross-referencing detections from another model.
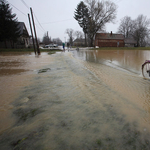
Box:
left=110, top=31, right=112, bottom=36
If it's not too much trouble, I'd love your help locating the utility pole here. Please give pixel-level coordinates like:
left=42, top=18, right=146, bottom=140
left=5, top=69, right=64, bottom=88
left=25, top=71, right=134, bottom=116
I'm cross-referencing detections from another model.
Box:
left=28, top=13, right=36, bottom=55
left=30, top=7, right=40, bottom=55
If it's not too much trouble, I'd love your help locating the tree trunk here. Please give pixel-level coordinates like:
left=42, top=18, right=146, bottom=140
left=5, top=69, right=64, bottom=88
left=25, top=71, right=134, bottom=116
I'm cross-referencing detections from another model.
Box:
left=84, top=33, right=87, bottom=47
left=137, top=38, right=140, bottom=47
left=90, top=36, right=94, bottom=47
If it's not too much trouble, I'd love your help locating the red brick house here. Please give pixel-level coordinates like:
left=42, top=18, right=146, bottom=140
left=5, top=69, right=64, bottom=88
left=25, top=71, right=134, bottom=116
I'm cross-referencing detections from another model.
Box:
left=95, top=32, right=124, bottom=47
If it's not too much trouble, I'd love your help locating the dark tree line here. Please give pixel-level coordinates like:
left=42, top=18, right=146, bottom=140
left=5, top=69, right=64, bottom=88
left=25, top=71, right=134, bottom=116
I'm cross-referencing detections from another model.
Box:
left=74, top=0, right=117, bottom=47
left=0, top=0, right=20, bottom=48
left=118, top=15, right=150, bottom=47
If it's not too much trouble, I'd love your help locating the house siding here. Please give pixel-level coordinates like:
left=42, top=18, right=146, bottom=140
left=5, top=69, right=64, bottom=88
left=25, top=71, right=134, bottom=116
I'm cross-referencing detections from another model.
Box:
left=95, top=32, right=125, bottom=47
left=97, top=39, right=124, bottom=47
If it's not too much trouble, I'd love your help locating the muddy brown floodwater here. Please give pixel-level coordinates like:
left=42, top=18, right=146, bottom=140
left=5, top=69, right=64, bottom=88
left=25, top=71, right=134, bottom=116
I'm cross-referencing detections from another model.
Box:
left=0, top=50, right=150, bottom=150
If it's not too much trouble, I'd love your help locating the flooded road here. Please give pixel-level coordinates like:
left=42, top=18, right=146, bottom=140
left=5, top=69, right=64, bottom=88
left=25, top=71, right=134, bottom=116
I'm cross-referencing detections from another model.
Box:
left=0, top=50, right=150, bottom=149
left=73, top=49, right=150, bottom=75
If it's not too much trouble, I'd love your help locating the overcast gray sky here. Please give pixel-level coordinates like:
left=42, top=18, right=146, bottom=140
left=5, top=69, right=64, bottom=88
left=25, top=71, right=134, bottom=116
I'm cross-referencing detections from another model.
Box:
left=7, top=0, right=150, bottom=42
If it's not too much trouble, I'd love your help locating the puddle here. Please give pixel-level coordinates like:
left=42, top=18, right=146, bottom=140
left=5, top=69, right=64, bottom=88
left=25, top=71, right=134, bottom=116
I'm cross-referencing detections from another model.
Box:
left=0, top=69, right=28, bottom=76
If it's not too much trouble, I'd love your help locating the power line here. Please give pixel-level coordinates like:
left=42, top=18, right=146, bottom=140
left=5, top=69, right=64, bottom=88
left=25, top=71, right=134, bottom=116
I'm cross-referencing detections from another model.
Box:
left=41, top=18, right=74, bottom=25
left=21, top=0, right=30, bottom=9
left=33, top=12, right=45, bottom=32
left=9, top=2, right=27, bottom=16
left=20, top=0, right=45, bottom=32
left=35, top=23, right=45, bottom=33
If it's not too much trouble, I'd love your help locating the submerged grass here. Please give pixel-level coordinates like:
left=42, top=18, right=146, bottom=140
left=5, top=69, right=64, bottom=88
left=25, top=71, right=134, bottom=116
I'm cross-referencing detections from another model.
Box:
left=11, top=126, right=48, bottom=150
left=14, top=108, right=41, bottom=122
left=38, top=68, right=51, bottom=73
left=12, top=137, right=28, bottom=148
left=48, top=51, right=58, bottom=55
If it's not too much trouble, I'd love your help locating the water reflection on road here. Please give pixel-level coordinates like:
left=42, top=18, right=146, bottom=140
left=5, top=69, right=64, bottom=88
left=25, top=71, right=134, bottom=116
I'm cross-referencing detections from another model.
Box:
left=73, top=50, right=150, bottom=75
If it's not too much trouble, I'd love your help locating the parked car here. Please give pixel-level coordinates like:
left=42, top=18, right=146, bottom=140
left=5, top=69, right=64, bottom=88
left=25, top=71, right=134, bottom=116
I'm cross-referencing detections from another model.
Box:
left=45, top=44, right=58, bottom=48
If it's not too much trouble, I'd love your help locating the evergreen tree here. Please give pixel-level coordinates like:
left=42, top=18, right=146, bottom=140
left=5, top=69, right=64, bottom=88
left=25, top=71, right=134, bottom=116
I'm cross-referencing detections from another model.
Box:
left=74, top=1, right=89, bottom=46
left=0, top=0, right=20, bottom=48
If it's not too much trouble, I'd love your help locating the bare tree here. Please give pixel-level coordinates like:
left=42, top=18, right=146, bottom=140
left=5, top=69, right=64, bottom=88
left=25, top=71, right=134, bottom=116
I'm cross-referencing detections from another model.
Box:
left=66, top=28, right=74, bottom=46
left=118, top=14, right=150, bottom=47
left=74, top=31, right=83, bottom=39
left=132, top=14, right=150, bottom=47
left=85, top=0, right=117, bottom=46
left=118, top=16, right=133, bottom=38
left=53, top=38, right=62, bottom=45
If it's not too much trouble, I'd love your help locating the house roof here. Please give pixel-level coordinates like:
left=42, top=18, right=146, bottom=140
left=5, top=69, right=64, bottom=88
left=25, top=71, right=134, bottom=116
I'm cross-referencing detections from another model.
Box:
left=18, top=22, right=29, bottom=37
left=124, top=38, right=136, bottom=44
left=95, top=32, right=124, bottom=40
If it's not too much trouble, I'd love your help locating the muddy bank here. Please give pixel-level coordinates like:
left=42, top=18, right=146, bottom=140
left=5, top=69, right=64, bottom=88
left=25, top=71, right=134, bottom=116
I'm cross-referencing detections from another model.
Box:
left=0, top=51, right=150, bottom=149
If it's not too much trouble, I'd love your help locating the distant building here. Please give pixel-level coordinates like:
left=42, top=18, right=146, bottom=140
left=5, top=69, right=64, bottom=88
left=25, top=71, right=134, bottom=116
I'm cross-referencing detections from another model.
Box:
left=73, top=39, right=85, bottom=47
left=95, top=31, right=124, bottom=47
left=124, top=38, right=137, bottom=47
